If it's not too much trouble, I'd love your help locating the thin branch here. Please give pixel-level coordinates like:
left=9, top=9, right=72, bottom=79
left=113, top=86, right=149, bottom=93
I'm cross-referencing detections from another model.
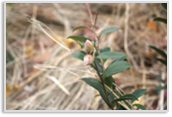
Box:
left=94, top=61, right=114, bottom=110
left=85, top=3, right=105, bottom=71
left=85, top=3, right=94, bottom=26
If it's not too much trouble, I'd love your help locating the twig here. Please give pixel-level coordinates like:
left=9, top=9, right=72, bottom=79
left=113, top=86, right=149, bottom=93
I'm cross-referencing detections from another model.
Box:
left=85, top=3, right=105, bottom=71
left=85, top=3, right=94, bottom=26
left=84, top=5, right=113, bottom=108
left=94, top=61, right=114, bottom=110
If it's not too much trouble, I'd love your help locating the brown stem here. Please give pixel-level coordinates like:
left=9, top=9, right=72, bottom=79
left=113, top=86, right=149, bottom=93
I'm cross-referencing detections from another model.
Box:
left=94, top=61, right=114, bottom=110
left=85, top=3, right=113, bottom=110
left=85, top=4, right=105, bottom=71
left=85, top=3, right=94, bottom=26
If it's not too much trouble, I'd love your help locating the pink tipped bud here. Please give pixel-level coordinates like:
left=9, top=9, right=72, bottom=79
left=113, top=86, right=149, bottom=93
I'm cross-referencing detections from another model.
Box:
left=84, top=40, right=93, bottom=53
left=84, top=54, right=94, bottom=65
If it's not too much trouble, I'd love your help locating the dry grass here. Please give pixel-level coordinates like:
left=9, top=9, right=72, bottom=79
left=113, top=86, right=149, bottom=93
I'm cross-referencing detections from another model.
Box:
left=6, top=3, right=167, bottom=110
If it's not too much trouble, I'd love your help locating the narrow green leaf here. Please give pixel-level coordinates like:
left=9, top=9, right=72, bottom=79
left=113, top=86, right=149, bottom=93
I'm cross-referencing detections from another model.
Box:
left=149, top=45, right=167, bottom=59
left=90, top=59, right=103, bottom=73
left=95, top=47, right=111, bottom=63
left=132, top=89, right=147, bottom=102
left=116, top=105, right=127, bottom=110
left=112, top=94, right=138, bottom=104
left=97, top=51, right=127, bottom=59
left=70, top=51, right=87, bottom=60
left=77, top=41, right=84, bottom=48
left=154, top=17, right=167, bottom=24
left=95, top=47, right=111, bottom=57
left=155, top=58, right=167, bottom=66
left=91, top=78, right=102, bottom=85
left=99, top=92, right=111, bottom=108
left=67, top=35, right=92, bottom=48
left=99, top=27, right=120, bottom=36
left=81, top=78, right=104, bottom=94
left=95, top=59, right=103, bottom=73
left=104, top=76, right=113, bottom=88
left=67, top=35, right=89, bottom=42
left=6, top=50, right=14, bottom=63
left=112, top=79, right=116, bottom=92
left=81, top=78, right=112, bottom=108
left=153, top=74, right=165, bottom=83
left=111, top=57, right=126, bottom=64
left=133, top=104, right=146, bottom=110
left=109, top=93, right=115, bottom=107
left=156, top=86, right=166, bottom=93
left=103, top=61, right=131, bottom=78
left=72, top=26, right=93, bottom=32
left=161, top=3, right=167, bottom=10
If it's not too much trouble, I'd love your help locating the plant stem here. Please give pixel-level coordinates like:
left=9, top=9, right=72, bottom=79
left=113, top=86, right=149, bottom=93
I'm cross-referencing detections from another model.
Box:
left=85, top=3, right=105, bottom=70
left=94, top=61, right=114, bottom=110
left=85, top=3, right=113, bottom=109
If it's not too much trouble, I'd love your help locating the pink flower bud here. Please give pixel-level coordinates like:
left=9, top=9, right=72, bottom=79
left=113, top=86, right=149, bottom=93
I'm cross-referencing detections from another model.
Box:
left=84, top=40, right=93, bottom=53
left=84, top=54, right=94, bottom=65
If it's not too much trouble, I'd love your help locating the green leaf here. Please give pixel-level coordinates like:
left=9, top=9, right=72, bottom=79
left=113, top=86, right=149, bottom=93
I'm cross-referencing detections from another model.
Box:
left=72, top=26, right=93, bottom=32
left=103, top=61, right=131, bottom=78
left=99, top=92, right=111, bottom=108
left=111, top=57, right=126, bottom=64
left=161, top=3, right=167, bottom=10
left=133, top=104, right=146, bottom=110
left=109, top=93, right=115, bottom=107
left=90, top=59, right=103, bottom=73
left=149, top=46, right=167, bottom=59
left=6, top=50, right=14, bottom=63
left=104, top=76, right=113, bottom=88
left=132, top=89, right=147, bottom=102
left=81, top=78, right=112, bottom=108
left=99, top=27, right=120, bottom=36
left=153, top=74, right=165, bottom=83
left=155, top=58, right=167, bottom=66
left=156, top=86, right=166, bottom=93
left=112, top=94, right=138, bottom=104
left=67, top=35, right=90, bottom=42
left=95, top=47, right=111, bottom=57
left=97, top=51, right=127, bottom=59
left=95, top=59, right=103, bottom=73
left=154, top=17, right=167, bottom=24
left=81, top=78, right=104, bottom=94
left=77, top=41, right=84, bottom=48
left=70, top=51, right=87, bottom=60
left=116, top=105, right=126, bottom=110
left=95, top=47, right=111, bottom=63
left=112, top=79, right=116, bottom=92
left=67, top=35, right=92, bottom=48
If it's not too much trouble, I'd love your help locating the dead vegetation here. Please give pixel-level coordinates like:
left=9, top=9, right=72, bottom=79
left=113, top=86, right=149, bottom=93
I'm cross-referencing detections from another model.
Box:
left=6, top=3, right=167, bottom=110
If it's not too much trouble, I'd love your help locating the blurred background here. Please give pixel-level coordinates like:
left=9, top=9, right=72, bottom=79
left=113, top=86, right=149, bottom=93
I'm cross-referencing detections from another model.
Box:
left=6, top=3, right=167, bottom=110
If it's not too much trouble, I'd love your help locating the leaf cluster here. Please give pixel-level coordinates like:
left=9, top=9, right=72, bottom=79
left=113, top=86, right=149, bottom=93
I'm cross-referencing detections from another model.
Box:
left=68, top=26, right=147, bottom=110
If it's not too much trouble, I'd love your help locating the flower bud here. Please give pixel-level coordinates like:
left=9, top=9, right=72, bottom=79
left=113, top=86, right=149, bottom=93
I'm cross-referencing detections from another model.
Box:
left=84, top=54, right=94, bottom=65
left=84, top=40, right=93, bottom=53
